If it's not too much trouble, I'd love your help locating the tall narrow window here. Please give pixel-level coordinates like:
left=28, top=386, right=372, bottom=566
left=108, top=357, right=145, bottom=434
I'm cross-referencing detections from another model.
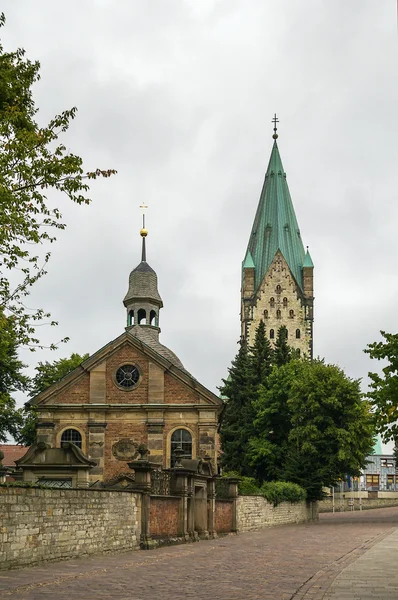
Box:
left=270, top=329, right=275, bottom=339
left=137, top=308, right=146, bottom=325
left=276, top=309, right=281, bottom=319
left=61, top=429, right=82, bottom=449
left=171, top=429, right=192, bottom=467
left=283, top=297, right=288, bottom=308
left=270, top=297, right=275, bottom=308
left=289, top=309, right=294, bottom=318
left=127, top=310, right=134, bottom=326
left=149, top=310, right=156, bottom=326
left=276, top=285, right=282, bottom=294
left=264, top=309, right=268, bottom=319
left=296, top=329, right=301, bottom=339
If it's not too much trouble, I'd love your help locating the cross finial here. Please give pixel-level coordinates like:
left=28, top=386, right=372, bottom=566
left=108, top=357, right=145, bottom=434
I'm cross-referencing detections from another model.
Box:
left=272, top=113, right=279, bottom=140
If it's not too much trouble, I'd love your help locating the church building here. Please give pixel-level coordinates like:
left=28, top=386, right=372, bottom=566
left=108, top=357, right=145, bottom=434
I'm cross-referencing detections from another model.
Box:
left=27, top=222, right=222, bottom=485
left=241, top=118, right=314, bottom=357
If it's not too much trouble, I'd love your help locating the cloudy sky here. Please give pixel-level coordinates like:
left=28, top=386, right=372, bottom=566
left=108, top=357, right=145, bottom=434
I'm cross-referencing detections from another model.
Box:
left=3, top=1, right=398, bottom=432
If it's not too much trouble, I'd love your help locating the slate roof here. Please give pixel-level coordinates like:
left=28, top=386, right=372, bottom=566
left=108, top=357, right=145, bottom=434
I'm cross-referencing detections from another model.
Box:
left=244, top=140, right=308, bottom=292
left=127, top=326, right=188, bottom=373
left=123, top=260, right=163, bottom=307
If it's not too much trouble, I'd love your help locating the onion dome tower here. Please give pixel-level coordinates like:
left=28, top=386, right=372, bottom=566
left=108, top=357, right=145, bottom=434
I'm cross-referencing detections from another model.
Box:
left=123, top=206, right=163, bottom=338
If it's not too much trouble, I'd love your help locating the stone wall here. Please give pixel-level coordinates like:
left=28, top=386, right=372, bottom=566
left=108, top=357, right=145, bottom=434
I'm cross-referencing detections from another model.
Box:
left=319, top=497, right=398, bottom=512
left=237, top=496, right=317, bottom=531
left=0, top=487, right=140, bottom=570
left=150, top=496, right=179, bottom=537
left=215, top=500, right=233, bottom=533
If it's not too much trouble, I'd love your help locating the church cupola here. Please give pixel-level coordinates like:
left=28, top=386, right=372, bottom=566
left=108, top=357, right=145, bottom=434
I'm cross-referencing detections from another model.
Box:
left=123, top=207, right=163, bottom=337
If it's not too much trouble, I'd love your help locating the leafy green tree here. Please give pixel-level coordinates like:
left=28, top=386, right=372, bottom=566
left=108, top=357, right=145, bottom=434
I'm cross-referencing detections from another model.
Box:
left=0, top=313, right=28, bottom=441
left=15, top=352, right=89, bottom=446
left=365, top=331, right=398, bottom=443
left=273, top=325, right=291, bottom=367
left=250, top=359, right=374, bottom=500
left=219, top=340, right=255, bottom=475
left=0, top=13, right=116, bottom=348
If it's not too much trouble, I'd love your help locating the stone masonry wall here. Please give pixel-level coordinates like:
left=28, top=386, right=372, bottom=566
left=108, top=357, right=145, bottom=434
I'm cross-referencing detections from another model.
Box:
left=237, top=496, right=318, bottom=531
left=150, top=496, right=179, bottom=537
left=215, top=500, right=233, bottom=533
left=319, top=497, right=398, bottom=512
left=0, top=487, right=141, bottom=570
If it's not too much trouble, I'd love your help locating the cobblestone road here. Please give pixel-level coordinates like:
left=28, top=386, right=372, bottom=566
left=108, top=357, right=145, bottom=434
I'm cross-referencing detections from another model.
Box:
left=1, top=507, right=398, bottom=600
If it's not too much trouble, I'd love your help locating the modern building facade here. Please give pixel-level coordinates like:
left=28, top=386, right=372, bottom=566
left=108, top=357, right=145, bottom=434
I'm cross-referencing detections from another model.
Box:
left=241, top=118, right=314, bottom=356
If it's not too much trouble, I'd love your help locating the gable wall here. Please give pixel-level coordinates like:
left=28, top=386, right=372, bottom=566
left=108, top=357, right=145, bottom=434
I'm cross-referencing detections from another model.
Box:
left=34, top=338, right=220, bottom=481
left=246, top=252, right=312, bottom=356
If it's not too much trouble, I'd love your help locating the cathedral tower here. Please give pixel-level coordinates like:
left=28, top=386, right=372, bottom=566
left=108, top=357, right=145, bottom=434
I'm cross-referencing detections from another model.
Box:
left=241, top=117, right=314, bottom=357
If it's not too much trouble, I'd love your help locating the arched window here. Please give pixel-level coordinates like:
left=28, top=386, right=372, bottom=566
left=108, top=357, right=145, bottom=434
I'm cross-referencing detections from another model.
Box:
left=61, top=429, right=82, bottom=449
left=276, top=309, right=281, bottom=319
left=270, top=297, right=275, bottom=308
left=149, top=310, right=156, bottom=326
left=264, top=309, right=268, bottom=319
left=289, top=309, right=294, bottom=318
left=137, top=308, right=146, bottom=325
left=296, top=329, right=301, bottom=339
left=276, top=285, right=282, bottom=294
left=127, top=310, right=134, bottom=326
left=283, top=297, right=288, bottom=308
left=270, top=329, right=275, bottom=339
left=171, top=429, right=192, bottom=467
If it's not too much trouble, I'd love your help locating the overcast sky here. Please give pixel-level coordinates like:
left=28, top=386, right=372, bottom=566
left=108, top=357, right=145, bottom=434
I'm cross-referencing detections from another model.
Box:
left=3, top=1, right=398, bottom=448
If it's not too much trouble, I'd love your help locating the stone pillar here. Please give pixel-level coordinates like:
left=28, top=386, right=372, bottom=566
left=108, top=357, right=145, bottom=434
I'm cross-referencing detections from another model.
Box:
left=36, top=421, right=55, bottom=446
left=146, top=418, right=164, bottom=466
left=128, top=451, right=155, bottom=549
left=172, top=468, right=190, bottom=539
left=207, top=477, right=216, bottom=538
left=0, top=450, right=10, bottom=483
left=227, top=478, right=240, bottom=533
left=88, top=421, right=107, bottom=482
left=198, top=412, right=218, bottom=469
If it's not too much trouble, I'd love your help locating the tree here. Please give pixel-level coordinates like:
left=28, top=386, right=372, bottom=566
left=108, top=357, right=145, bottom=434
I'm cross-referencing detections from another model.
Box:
left=273, top=326, right=291, bottom=367
left=15, top=352, right=89, bottom=445
left=219, top=340, right=255, bottom=475
left=0, top=313, right=28, bottom=441
left=0, top=13, right=116, bottom=348
left=249, top=319, right=273, bottom=384
left=250, top=359, right=374, bottom=500
left=365, top=331, right=398, bottom=443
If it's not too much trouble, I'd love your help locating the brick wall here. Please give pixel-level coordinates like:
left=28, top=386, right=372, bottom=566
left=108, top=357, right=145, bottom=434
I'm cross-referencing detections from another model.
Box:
left=150, top=496, right=179, bottom=537
left=215, top=500, right=233, bottom=533
left=319, top=497, right=398, bottom=512
left=0, top=487, right=140, bottom=570
left=237, top=496, right=318, bottom=531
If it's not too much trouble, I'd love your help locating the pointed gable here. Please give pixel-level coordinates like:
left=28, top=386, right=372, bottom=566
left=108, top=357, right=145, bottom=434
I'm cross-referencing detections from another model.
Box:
left=245, top=140, right=306, bottom=291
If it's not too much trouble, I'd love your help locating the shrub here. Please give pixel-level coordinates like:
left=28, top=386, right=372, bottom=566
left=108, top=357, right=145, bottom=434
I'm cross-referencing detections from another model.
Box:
left=261, top=481, right=306, bottom=506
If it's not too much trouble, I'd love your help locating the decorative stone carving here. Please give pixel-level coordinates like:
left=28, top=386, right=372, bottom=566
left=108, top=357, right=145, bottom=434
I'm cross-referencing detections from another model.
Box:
left=112, top=438, right=139, bottom=461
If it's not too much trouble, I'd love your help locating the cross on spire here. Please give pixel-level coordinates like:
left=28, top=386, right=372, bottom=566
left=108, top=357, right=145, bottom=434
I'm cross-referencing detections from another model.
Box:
left=272, top=113, right=279, bottom=139
left=139, top=203, right=148, bottom=262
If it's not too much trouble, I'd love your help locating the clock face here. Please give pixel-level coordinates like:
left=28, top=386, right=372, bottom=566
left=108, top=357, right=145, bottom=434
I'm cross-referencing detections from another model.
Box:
left=115, top=364, right=140, bottom=389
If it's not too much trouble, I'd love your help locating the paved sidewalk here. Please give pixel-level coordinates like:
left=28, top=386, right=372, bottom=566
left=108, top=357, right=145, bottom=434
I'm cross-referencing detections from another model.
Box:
left=322, top=528, right=398, bottom=600
left=1, top=507, right=398, bottom=600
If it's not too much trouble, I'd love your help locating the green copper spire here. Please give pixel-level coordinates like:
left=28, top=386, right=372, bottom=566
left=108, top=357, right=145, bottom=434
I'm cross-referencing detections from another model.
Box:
left=303, top=248, right=314, bottom=268
left=242, top=249, right=255, bottom=269
left=245, top=128, right=306, bottom=291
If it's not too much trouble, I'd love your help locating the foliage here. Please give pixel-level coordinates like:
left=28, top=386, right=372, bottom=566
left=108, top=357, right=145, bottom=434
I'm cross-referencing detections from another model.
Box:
left=0, top=13, right=116, bottom=348
left=219, top=340, right=255, bottom=476
left=14, top=352, right=89, bottom=445
left=260, top=481, right=306, bottom=506
left=249, top=319, right=273, bottom=383
left=250, top=359, right=375, bottom=501
left=273, top=326, right=291, bottom=367
left=0, top=313, right=28, bottom=441
left=365, top=331, right=398, bottom=443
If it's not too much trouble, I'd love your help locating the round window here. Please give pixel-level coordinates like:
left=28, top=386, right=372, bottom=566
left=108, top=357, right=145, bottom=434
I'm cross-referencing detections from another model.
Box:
left=115, top=364, right=140, bottom=389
